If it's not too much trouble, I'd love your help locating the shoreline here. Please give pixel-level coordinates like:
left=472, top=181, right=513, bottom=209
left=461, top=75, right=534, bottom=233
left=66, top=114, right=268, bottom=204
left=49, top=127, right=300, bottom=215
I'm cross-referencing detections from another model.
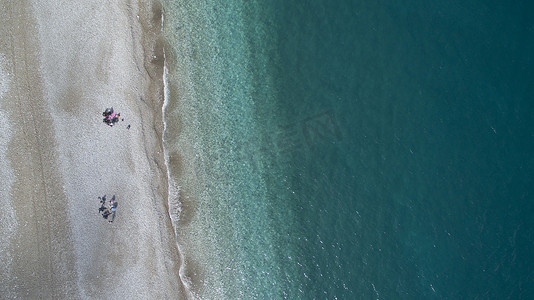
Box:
left=137, top=1, right=195, bottom=298
left=134, top=1, right=193, bottom=298
left=0, top=0, right=188, bottom=298
left=162, top=38, right=194, bottom=296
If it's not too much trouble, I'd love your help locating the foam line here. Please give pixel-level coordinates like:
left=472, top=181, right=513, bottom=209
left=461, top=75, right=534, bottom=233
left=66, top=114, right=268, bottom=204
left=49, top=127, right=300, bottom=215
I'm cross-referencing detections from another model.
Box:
left=161, top=14, right=194, bottom=298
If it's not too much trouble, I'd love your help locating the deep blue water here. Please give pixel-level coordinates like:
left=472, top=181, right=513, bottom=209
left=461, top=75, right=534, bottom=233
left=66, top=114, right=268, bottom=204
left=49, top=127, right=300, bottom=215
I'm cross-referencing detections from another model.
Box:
left=163, top=0, right=534, bottom=298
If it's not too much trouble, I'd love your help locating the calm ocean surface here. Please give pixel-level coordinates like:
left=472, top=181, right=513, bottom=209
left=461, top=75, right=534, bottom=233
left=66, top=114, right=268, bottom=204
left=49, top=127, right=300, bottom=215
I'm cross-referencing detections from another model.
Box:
left=162, top=0, right=534, bottom=298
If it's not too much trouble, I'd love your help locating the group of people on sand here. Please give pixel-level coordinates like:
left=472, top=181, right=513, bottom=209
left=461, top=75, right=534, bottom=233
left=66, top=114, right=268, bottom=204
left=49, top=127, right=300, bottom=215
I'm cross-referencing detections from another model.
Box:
left=98, top=194, right=118, bottom=223
left=103, top=107, right=130, bottom=129
left=102, top=107, right=122, bottom=126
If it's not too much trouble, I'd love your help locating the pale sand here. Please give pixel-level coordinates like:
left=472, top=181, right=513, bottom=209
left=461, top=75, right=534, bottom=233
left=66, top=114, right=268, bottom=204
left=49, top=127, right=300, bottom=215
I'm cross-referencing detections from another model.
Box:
left=0, top=1, right=187, bottom=298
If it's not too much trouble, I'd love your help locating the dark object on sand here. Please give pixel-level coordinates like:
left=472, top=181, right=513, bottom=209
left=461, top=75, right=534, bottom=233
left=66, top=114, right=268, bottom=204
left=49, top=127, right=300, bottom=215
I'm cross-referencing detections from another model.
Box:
left=109, top=200, right=118, bottom=223
left=127, top=124, right=131, bottom=130
left=102, top=108, right=113, bottom=117
left=99, top=194, right=118, bottom=223
left=98, top=195, right=107, bottom=212
left=103, top=107, right=121, bottom=127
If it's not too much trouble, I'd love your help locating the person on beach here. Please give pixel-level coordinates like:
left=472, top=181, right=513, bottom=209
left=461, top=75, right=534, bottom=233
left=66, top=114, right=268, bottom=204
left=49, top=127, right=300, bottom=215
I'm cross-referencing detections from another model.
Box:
left=103, top=107, right=121, bottom=126
left=108, top=196, right=118, bottom=223
left=98, top=194, right=117, bottom=222
left=103, top=107, right=113, bottom=117
left=103, top=108, right=113, bottom=123
left=98, top=194, right=118, bottom=223
left=110, top=201, right=117, bottom=212
left=109, top=201, right=117, bottom=223
left=98, top=195, right=107, bottom=212
left=99, top=202, right=106, bottom=213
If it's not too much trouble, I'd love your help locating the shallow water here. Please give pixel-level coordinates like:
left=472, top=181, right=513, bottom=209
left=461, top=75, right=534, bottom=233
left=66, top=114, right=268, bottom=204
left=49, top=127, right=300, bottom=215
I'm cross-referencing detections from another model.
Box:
left=162, top=0, right=534, bottom=298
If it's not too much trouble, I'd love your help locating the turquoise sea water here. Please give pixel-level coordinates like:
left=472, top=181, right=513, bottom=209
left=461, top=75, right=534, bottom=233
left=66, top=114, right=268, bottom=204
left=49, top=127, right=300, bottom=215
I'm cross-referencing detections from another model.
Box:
left=162, top=0, right=534, bottom=298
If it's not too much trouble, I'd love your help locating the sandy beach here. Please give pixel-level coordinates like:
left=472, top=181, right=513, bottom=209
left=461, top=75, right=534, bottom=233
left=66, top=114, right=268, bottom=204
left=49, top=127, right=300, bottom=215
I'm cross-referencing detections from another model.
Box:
left=0, top=1, right=186, bottom=298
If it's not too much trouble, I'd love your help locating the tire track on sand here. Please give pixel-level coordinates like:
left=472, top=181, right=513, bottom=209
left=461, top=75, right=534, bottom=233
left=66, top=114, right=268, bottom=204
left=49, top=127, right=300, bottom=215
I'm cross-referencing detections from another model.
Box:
left=0, top=2, right=77, bottom=298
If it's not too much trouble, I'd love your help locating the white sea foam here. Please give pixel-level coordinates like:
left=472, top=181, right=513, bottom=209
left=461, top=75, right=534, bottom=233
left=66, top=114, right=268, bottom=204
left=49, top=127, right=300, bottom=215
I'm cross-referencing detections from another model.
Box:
left=162, top=36, right=194, bottom=298
left=0, top=53, right=17, bottom=297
